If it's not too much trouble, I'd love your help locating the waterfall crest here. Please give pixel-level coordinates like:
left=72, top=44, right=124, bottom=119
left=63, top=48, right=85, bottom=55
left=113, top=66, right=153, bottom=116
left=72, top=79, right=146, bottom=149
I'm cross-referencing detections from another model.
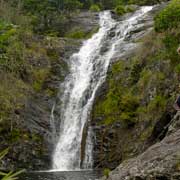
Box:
left=52, top=6, right=153, bottom=171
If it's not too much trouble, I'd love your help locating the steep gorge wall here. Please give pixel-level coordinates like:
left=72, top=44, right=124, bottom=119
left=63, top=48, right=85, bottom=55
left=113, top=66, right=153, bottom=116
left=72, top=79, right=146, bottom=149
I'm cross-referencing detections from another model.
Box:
left=0, top=12, right=99, bottom=171
left=91, top=2, right=180, bottom=171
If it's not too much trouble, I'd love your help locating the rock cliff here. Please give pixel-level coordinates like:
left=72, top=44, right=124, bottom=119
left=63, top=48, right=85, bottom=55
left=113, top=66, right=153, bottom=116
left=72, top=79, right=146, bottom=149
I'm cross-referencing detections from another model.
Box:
left=100, top=114, right=180, bottom=179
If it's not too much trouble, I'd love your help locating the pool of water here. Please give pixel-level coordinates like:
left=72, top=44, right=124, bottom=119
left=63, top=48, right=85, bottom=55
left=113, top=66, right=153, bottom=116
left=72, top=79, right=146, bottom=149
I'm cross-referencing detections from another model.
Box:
left=19, top=170, right=103, bottom=180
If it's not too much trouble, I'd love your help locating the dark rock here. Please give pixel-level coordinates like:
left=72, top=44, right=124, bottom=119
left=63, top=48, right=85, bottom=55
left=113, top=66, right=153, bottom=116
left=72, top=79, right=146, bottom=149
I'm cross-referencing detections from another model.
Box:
left=100, top=129, right=180, bottom=180
left=148, top=110, right=176, bottom=143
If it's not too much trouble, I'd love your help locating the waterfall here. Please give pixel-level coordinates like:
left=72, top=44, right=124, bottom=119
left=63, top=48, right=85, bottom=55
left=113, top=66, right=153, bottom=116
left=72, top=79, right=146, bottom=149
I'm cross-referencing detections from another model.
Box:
left=52, top=6, right=153, bottom=171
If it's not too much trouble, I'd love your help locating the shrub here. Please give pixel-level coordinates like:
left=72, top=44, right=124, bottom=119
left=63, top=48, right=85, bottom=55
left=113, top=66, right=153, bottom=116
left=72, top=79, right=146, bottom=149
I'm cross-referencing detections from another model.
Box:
left=115, top=5, right=126, bottom=16
left=162, top=32, right=180, bottom=64
left=121, top=93, right=139, bottom=110
left=129, top=59, right=143, bottom=84
left=65, top=29, right=86, bottom=39
left=33, top=69, right=50, bottom=92
left=147, top=95, right=167, bottom=113
left=103, top=168, right=110, bottom=179
left=138, top=70, right=152, bottom=90
left=155, top=0, right=180, bottom=32
left=90, top=4, right=101, bottom=12
left=128, top=0, right=165, bottom=5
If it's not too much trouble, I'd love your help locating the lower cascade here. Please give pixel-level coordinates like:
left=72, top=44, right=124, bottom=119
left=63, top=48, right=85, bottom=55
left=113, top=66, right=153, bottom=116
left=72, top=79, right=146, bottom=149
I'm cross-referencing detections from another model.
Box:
left=52, top=6, right=153, bottom=171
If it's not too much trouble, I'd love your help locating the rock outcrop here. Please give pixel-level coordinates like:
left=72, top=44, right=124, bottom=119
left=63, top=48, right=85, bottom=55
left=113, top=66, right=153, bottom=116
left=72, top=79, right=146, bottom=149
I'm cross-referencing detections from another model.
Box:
left=91, top=3, right=170, bottom=170
left=100, top=115, right=180, bottom=180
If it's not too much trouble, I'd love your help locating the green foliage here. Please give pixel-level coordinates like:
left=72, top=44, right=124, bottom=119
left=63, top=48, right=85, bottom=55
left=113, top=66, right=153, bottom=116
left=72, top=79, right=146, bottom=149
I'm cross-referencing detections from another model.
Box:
left=129, top=59, right=143, bottom=84
left=155, top=0, right=180, bottom=32
left=93, top=17, right=180, bottom=128
left=0, top=0, right=160, bottom=36
left=90, top=4, right=101, bottom=12
left=114, top=5, right=126, bottom=16
left=95, top=60, right=140, bottom=126
left=10, top=129, right=21, bottom=142
left=0, top=149, right=8, bottom=160
left=0, top=74, right=27, bottom=123
left=65, top=29, right=86, bottom=39
left=65, top=26, right=99, bottom=39
left=100, top=0, right=116, bottom=9
left=138, top=70, right=152, bottom=90
left=64, top=0, right=83, bottom=11
left=0, top=170, right=24, bottom=180
left=175, top=64, right=180, bottom=74
left=162, top=31, right=180, bottom=64
left=114, top=5, right=135, bottom=16
left=119, top=93, right=139, bottom=126
left=128, top=0, right=162, bottom=5
left=147, top=95, right=167, bottom=113
left=0, top=21, right=16, bottom=52
left=111, top=60, right=125, bottom=76
left=0, top=149, right=24, bottom=180
left=33, top=69, right=50, bottom=92
left=103, top=168, right=110, bottom=179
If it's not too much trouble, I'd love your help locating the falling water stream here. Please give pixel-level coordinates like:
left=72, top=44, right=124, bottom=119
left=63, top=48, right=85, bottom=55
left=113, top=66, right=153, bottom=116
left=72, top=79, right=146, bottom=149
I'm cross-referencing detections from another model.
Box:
left=52, top=6, right=153, bottom=171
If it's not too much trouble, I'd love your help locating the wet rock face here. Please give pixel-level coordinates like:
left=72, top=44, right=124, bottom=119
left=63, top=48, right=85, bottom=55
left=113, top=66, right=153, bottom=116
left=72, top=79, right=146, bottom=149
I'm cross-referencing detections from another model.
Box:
left=92, top=123, right=122, bottom=169
left=100, top=126, right=180, bottom=180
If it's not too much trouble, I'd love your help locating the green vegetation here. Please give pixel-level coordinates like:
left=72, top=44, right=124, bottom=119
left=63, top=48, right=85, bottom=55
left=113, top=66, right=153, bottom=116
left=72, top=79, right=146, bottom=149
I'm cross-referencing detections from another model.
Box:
left=0, top=0, right=70, bottom=171
left=0, top=0, right=164, bottom=37
left=92, top=2, right=180, bottom=168
left=65, top=28, right=86, bottom=39
left=90, top=4, right=101, bottom=12
left=65, top=26, right=99, bottom=39
left=103, top=168, right=110, bottom=179
left=155, top=0, right=180, bottom=32
left=94, top=61, right=140, bottom=126
left=0, top=0, right=179, bottom=173
left=94, top=0, right=180, bottom=129
left=0, top=149, right=24, bottom=180
left=33, top=69, right=50, bottom=92
left=114, top=5, right=135, bottom=16
left=0, top=169, right=24, bottom=180
left=128, top=0, right=164, bottom=5
left=115, top=5, right=127, bottom=15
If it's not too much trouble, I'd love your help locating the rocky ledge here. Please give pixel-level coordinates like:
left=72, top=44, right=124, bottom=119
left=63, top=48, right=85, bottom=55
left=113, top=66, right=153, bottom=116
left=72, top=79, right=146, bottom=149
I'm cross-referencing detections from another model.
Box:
left=100, top=113, right=180, bottom=180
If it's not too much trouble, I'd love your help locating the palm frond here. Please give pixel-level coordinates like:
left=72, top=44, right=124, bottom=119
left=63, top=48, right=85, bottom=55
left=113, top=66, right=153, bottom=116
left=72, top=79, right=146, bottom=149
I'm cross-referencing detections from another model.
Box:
left=0, top=149, right=9, bottom=160
left=0, top=149, right=25, bottom=180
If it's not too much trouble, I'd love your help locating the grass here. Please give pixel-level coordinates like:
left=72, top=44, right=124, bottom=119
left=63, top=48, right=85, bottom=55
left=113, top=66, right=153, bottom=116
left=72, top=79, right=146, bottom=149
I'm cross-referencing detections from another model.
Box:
left=0, top=149, right=24, bottom=180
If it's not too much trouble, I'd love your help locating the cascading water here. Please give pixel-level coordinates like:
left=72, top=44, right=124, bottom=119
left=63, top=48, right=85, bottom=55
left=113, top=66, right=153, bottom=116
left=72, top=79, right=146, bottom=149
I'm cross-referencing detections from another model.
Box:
left=52, top=6, right=153, bottom=171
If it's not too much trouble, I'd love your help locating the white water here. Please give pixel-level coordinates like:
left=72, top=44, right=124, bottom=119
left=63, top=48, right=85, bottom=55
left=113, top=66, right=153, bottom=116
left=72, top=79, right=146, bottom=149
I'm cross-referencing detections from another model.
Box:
left=52, top=6, right=153, bottom=171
